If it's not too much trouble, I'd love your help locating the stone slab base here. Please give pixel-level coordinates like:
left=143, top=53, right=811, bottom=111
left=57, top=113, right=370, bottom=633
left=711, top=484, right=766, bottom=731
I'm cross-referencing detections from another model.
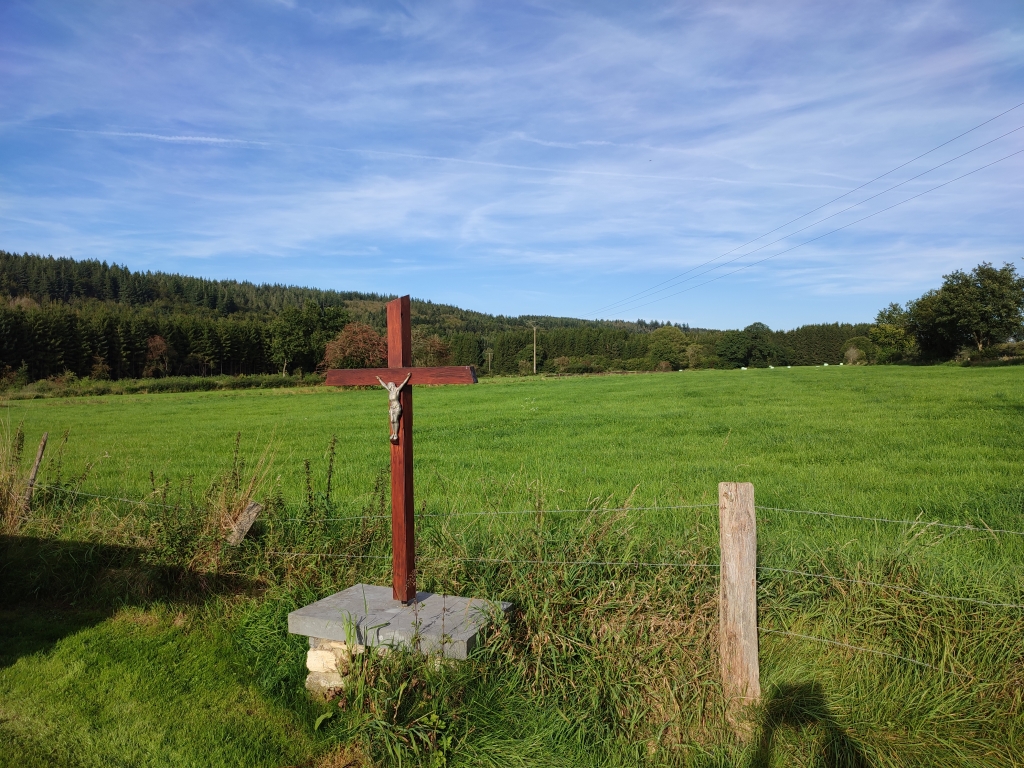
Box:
left=288, top=583, right=511, bottom=660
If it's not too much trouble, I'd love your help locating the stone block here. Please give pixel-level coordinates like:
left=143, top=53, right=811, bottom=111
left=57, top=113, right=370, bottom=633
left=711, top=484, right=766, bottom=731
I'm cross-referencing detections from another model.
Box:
left=288, top=583, right=512, bottom=660
left=311, top=639, right=366, bottom=663
left=306, top=648, right=338, bottom=674
left=305, top=670, right=345, bottom=696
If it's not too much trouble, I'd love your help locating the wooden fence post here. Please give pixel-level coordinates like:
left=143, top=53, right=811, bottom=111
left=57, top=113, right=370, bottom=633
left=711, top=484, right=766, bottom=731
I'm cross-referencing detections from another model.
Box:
left=719, top=481, right=760, bottom=736
left=22, top=432, right=48, bottom=513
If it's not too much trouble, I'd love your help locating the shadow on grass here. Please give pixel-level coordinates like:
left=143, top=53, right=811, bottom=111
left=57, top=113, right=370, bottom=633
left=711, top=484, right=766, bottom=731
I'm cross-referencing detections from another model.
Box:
left=749, top=682, right=873, bottom=768
left=0, top=535, right=257, bottom=669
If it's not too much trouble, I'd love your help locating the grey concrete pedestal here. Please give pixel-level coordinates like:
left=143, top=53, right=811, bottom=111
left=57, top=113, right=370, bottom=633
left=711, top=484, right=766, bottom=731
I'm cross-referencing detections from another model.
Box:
left=288, top=583, right=511, bottom=660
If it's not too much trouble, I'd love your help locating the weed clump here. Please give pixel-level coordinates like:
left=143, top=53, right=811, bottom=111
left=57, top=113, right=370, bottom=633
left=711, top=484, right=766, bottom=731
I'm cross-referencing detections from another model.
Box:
left=0, top=421, right=26, bottom=533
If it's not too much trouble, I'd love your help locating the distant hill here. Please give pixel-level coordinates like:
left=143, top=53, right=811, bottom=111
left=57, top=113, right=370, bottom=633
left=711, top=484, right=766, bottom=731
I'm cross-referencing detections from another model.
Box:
left=0, top=250, right=868, bottom=383
left=0, top=250, right=675, bottom=334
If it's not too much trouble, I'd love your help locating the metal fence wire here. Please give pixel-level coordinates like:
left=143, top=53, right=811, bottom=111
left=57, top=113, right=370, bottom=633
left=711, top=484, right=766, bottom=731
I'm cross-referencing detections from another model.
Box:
left=27, top=484, right=1023, bottom=680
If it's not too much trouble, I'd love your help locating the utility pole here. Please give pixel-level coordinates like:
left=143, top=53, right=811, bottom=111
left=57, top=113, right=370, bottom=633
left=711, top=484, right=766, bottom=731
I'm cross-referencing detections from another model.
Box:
left=485, top=349, right=493, bottom=374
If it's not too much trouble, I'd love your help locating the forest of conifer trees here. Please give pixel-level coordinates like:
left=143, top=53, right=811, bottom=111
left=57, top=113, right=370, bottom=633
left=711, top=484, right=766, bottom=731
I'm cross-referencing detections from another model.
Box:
left=0, top=250, right=876, bottom=385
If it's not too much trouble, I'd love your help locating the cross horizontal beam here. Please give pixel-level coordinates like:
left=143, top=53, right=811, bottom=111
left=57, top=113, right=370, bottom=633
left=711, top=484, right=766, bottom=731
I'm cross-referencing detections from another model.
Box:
left=325, top=366, right=478, bottom=387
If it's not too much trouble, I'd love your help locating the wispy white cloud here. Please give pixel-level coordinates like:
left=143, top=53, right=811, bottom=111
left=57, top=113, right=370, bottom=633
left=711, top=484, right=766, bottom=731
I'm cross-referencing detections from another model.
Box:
left=51, top=128, right=268, bottom=145
left=1, top=0, right=1022, bottom=328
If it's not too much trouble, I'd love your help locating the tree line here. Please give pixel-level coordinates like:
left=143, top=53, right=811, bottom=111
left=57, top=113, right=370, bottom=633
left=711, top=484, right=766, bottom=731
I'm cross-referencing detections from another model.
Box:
left=1, top=251, right=1018, bottom=385
left=478, top=321, right=873, bottom=375
left=848, top=262, right=1024, bottom=365
left=0, top=300, right=348, bottom=382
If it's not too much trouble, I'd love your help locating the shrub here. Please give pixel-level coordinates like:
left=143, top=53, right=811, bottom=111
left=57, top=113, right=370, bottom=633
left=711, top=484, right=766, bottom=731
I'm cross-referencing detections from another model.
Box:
left=685, top=343, right=707, bottom=369
left=544, top=355, right=609, bottom=374
left=412, top=331, right=452, bottom=367
left=842, top=336, right=878, bottom=365
left=621, top=357, right=656, bottom=372
left=647, top=326, right=686, bottom=368
left=319, top=323, right=387, bottom=370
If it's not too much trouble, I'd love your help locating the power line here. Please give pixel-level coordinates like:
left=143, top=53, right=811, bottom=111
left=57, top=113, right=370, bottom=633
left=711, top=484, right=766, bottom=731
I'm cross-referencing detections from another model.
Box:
left=587, top=99, right=1024, bottom=318
left=610, top=147, right=1024, bottom=315
left=595, top=124, right=1024, bottom=317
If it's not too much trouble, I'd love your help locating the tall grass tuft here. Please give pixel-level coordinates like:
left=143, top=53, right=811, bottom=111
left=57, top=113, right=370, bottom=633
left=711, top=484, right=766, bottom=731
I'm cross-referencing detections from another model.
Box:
left=6, top=409, right=1024, bottom=766
left=189, top=431, right=276, bottom=571
left=0, top=420, right=26, bottom=533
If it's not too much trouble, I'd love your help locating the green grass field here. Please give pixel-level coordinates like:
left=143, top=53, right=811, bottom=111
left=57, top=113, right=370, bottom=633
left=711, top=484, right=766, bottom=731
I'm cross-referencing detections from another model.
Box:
left=1, top=366, right=1022, bottom=767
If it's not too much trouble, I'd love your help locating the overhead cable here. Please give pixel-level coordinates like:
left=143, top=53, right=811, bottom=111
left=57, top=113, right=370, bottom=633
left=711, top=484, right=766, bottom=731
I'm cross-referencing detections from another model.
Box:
left=588, top=100, right=1024, bottom=318
left=609, top=147, right=1024, bottom=315
left=594, top=124, right=1023, bottom=317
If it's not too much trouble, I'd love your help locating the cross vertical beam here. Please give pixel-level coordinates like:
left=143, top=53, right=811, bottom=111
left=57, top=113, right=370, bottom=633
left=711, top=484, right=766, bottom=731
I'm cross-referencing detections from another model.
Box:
left=388, top=296, right=416, bottom=602
left=325, top=295, right=476, bottom=603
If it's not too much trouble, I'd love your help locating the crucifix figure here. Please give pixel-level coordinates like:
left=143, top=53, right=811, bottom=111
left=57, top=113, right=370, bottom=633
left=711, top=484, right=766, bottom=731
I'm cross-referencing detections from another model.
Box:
left=376, top=373, right=412, bottom=442
left=325, top=296, right=477, bottom=603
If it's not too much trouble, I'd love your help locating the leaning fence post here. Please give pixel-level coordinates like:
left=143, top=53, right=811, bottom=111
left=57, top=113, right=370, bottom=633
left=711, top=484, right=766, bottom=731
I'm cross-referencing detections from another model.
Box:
left=718, top=481, right=760, bottom=736
left=22, top=432, right=48, bottom=513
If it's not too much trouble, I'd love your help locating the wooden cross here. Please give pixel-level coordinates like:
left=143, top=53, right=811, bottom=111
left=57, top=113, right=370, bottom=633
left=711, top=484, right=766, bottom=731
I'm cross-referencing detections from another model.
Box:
left=325, top=295, right=477, bottom=603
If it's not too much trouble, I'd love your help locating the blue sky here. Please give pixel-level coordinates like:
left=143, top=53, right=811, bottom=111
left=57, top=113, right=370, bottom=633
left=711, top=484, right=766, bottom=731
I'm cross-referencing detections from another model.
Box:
left=1, top=1, right=1022, bottom=329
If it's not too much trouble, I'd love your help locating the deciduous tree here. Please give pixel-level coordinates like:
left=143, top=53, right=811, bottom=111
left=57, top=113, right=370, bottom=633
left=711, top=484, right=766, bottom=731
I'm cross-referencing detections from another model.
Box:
left=907, top=263, right=1024, bottom=358
left=319, top=323, right=386, bottom=370
left=937, top=262, right=1024, bottom=352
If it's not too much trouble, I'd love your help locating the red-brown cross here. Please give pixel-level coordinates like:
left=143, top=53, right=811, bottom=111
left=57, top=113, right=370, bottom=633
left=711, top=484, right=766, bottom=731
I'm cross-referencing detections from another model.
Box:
left=325, top=295, right=477, bottom=603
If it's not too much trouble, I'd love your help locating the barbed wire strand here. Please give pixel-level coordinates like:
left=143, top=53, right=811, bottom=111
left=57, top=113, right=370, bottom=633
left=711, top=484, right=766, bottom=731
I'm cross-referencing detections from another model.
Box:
left=280, top=503, right=719, bottom=523
left=269, top=550, right=1022, bottom=610
left=35, top=484, right=717, bottom=523
left=37, top=484, right=1020, bottom=538
left=272, top=551, right=392, bottom=561
left=757, top=566, right=1024, bottom=609
left=428, top=503, right=718, bottom=517
left=445, top=555, right=719, bottom=570
left=268, top=551, right=719, bottom=570
left=757, top=505, right=1024, bottom=537
left=277, top=515, right=388, bottom=523
left=761, top=628, right=970, bottom=678
left=34, top=483, right=179, bottom=509
left=35, top=483, right=376, bottom=515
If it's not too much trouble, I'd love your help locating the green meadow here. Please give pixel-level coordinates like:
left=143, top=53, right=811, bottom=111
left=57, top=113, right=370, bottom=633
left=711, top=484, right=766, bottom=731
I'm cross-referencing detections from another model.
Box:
left=1, top=366, right=1022, bottom=767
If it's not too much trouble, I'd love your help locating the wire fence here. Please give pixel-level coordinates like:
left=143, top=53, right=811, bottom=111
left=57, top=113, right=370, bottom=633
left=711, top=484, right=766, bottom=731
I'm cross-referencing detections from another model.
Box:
left=756, top=566, right=1024, bottom=609
left=756, top=505, right=1024, bottom=537
left=758, top=628, right=971, bottom=678
left=34, top=483, right=180, bottom=510
left=32, top=480, right=1024, bottom=532
left=25, top=482, right=1024, bottom=681
left=270, top=551, right=721, bottom=571
left=35, top=483, right=1024, bottom=537
left=267, top=550, right=1023, bottom=609
left=281, top=503, right=720, bottom=523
